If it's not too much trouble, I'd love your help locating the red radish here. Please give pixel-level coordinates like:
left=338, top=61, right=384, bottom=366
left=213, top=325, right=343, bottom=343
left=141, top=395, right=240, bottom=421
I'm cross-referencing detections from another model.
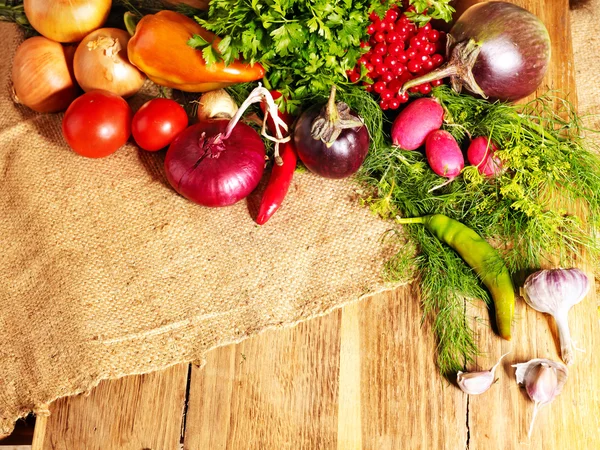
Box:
left=426, top=130, right=464, bottom=179
left=391, top=98, right=444, bottom=150
left=467, top=136, right=503, bottom=177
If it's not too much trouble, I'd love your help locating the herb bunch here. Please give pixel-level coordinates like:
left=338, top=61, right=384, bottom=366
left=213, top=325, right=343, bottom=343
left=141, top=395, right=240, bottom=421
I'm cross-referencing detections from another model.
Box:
left=194, top=0, right=453, bottom=111
left=359, top=86, right=600, bottom=375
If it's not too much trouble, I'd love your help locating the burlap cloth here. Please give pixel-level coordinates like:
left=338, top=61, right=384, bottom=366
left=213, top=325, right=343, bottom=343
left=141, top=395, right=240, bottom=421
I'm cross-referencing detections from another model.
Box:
left=1, top=0, right=599, bottom=434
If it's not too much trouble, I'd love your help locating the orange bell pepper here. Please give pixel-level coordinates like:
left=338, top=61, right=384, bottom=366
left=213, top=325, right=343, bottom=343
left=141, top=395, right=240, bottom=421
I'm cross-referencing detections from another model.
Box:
left=127, top=11, right=265, bottom=92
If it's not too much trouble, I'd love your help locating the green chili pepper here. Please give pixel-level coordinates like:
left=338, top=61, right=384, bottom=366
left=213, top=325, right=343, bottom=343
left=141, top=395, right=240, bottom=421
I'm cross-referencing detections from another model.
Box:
left=398, top=214, right=515, bottom=340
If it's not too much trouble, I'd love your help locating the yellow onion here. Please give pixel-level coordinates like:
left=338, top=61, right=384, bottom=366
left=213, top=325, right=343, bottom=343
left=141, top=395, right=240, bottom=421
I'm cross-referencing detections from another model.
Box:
left=24, top=0, right=111, bottom=43
left=11, top=36, right=79, bottom=113
left=74, top=28, right=145, bottom=98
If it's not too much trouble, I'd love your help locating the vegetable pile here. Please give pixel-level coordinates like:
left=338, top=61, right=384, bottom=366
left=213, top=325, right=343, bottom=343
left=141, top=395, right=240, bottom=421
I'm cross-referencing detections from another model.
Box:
left=4, top=1, right=600, bottom=417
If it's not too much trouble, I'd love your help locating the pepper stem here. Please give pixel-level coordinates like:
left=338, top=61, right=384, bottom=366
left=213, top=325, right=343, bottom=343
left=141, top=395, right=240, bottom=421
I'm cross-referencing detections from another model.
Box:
left=124, top=12, right=138, bottom=36
left=395, top=216, right=427, bottom=224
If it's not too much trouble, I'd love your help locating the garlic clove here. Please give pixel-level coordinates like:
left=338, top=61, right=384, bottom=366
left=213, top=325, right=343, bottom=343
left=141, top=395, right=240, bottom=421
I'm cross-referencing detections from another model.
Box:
left=513, top=358, right=568, bottom=439
left=457, top=370, right=496, bottom=395
left=456, top=351, right=510, bottom=395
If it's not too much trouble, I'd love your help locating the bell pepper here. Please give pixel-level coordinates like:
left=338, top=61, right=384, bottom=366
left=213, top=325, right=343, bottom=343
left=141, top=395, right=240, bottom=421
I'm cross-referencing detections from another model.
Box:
left=127, top=11, right=265, bottom=92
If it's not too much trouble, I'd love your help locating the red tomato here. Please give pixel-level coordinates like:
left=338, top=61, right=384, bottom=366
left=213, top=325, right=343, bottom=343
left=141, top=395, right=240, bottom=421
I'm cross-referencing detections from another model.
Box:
left=132, top=98, right=188, bottom=151
left=62, top=90, right=132, bottom=158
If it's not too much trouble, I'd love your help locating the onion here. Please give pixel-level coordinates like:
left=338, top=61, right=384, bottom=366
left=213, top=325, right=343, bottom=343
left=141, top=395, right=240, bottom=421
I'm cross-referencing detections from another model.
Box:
left=293, top=86, right=369, bottom=179
left=74, top=28, right=146, bottom=98
left=24, top=0, right=111, bottom=43
left=196, top=89, right=238, bottom=121
left=11, top=36, right=79, bottom=113
left=165, top=120, right=265, bottom=207
left=402, top=2, right=551, bottom=102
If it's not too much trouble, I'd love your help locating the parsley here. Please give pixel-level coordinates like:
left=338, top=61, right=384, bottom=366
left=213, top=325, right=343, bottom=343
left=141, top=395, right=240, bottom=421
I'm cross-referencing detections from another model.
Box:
left=193, top=0, right=454, bottom=109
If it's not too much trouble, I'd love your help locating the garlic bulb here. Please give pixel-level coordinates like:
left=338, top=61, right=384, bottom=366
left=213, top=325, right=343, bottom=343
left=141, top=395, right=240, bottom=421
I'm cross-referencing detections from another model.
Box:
left=513, top=358, right=568, bottom=439
left=521, top=268, right=589, bottom=365
left=457, top=351, right=510, bottom=395
left=197, top=89, right=238, bottom=121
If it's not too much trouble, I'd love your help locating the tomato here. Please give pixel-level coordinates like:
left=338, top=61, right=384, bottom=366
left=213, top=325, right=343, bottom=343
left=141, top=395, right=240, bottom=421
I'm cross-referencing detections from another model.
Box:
left=132, top=98, right=188, bottom=151
left=62, top=90, right=132, bottom=158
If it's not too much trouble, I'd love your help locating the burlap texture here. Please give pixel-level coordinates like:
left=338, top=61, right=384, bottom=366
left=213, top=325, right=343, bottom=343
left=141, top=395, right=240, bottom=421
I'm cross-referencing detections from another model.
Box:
left=0, top=23, right=400, bottom=434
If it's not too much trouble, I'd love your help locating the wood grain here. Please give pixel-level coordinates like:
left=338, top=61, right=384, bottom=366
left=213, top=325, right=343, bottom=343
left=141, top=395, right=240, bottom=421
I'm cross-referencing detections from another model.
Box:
left=183, top=312, right=342, bottom=449
left=31, top=1, right=600, bottom=449
left=38, top=364, right=188, bottom=450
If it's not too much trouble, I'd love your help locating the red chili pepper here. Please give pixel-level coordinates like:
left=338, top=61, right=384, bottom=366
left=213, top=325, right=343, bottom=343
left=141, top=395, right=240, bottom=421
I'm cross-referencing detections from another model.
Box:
left=256, top=91, right=297, bottom=225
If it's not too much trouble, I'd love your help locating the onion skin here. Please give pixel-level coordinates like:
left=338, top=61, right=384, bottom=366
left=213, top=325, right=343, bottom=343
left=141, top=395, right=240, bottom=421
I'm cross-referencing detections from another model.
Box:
left=24, top=0, right=111, bottom=43
left=74, top=28, right=146, bottom=98
left=11, top=36, right=79, bottom=113
left=402, top=2, right=551, bottom=102
left=164, top=120, right=265, bottom=207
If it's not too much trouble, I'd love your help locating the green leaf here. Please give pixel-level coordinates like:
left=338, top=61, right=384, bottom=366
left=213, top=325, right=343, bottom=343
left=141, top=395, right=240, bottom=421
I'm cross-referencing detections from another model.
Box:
left=187, top=34, right=209, bottom=49
left=217, top=35, right=232, bottom=55
left=202, top=45, right=222, bottom=65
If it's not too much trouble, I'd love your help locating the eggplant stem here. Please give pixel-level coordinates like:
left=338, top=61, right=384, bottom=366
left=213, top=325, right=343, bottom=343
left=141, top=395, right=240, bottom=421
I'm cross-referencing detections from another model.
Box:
left=401, top=65, right=459, bottom=94
left=326, top=85, right=339, bottom=122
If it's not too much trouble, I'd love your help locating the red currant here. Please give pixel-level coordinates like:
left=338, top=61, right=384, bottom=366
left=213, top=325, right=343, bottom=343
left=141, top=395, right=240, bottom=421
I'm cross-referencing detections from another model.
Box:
left=349, top=72, right=360, bottom=83
left=431, top=54, right=444, bottom=67
left=420, top=54, right=431, bottom=64
left=381, top=89, right=393, bottom=101
left=406, top=48, right=418, bottom=60
left=382, top=72, right=394, bottom=83
left=389, top=79, right=402, bottom=92
left=374, top=43, right=387, bottom=55
left=429, top=30, right=440, bottom=42
left=389, top=98, right=401, bottom=109
left=421, top=23, right=432, bottom=33
left=370, top=54, right=383, bottom=66
left=399, top=91, right=409, bottom=103
left=374, top=32, right=386, bottom=43
left=410, top=37, right=423, bottom=50
left=360, top=41, right=371, bottom=49
left=388, top=43, right=403, bottom=57
left=397, top=51, right=408, bottom=63
left=432, top=79, right=444, bottom=87
left=386, top=32, right=399, bottom=44
left=380, top=100, right=389, bottom=110
left=386, top=10, right=399, bottom=22
left=423, top=59, right=435, bottom=71
left=419, top=83, right=432, bottom=94
left=398, top=16, right=410, bottom=26
left=377, top=64, right=390, bottom=75
left=378, top=20, right=388, bottom=31
left=374, top=81, right=386, bottom=93
left=383, top=55, right=398, bottom=67
left=395, top=64, right=406, bottom=76
left=364, top=83, right=373, bottom=93
left=364, top=62, right=375, bottom=73
left=409, top=86, right=420, bottom=93
left=367, top=24, right=376, bottom=35
left=407, top=60, right=421, bottom=73
left=369, top=11, right=380, bottom=21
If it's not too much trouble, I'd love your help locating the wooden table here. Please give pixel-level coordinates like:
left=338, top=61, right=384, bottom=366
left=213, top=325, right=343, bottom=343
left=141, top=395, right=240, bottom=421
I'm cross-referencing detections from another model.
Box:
left=2, top=1, right=599, bottom=449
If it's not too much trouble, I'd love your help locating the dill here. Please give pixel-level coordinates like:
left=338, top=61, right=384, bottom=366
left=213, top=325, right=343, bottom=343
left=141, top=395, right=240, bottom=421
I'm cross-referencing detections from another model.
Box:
left=358, top=85, right=600, bottom=375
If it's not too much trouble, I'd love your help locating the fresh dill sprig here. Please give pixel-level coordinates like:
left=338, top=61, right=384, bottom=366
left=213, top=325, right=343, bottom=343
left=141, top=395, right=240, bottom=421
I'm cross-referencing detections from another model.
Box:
left=358, top=85, right=600, bottom=375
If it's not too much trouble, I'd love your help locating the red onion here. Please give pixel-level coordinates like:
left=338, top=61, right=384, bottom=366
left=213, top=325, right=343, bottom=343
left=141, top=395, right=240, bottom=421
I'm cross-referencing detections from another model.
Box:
left=293, top=86, right=369, bottom=179
left=164, top=86, right=288, bottom=207
left=402, top=2, right=551, bottom=102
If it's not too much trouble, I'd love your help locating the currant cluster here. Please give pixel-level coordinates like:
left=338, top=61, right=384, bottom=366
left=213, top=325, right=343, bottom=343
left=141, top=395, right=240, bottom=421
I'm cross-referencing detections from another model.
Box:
left=348, top=7, right=447, bottom=110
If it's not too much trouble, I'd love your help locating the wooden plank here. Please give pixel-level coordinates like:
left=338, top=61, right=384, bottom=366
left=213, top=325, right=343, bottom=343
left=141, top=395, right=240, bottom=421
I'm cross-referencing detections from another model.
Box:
left=38, top=364, right=188, bottom=450
left=357, top=289, right=467, bottom=450
left=183, top=289, right=467, bottom=449
left=183, top=312, right=342, bottom=450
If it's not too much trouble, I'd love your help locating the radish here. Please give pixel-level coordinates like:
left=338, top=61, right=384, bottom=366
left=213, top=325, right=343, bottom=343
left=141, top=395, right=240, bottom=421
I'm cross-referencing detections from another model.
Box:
left=467, top=136, right=503, bottom=177
left=391, top=98, right=444, bottom=150
left=426, top=130, right=464, bottom=182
